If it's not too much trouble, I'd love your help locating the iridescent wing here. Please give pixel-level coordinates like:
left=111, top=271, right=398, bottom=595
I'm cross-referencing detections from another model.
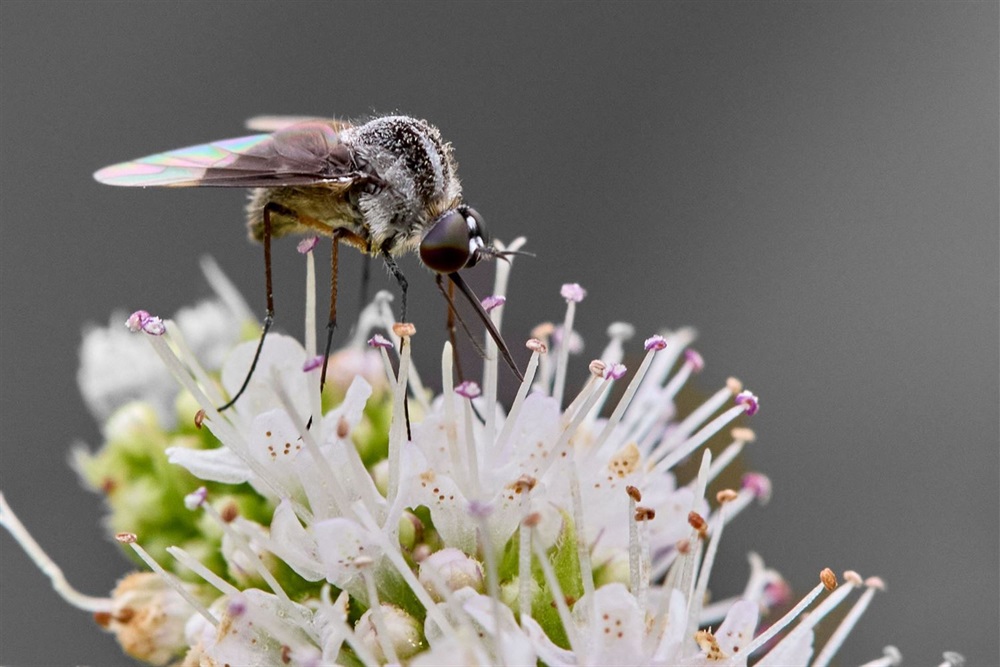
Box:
left=93, top=120, right=358, bottom=188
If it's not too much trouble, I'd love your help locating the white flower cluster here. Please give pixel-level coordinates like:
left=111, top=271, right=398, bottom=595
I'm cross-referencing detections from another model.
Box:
left=0, top=245, right=934, bottom=667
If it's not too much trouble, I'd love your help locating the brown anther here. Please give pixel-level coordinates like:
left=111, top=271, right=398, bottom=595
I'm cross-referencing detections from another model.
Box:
left=730, top=427, right=756, bottom=443
left=100, top=478, right=116, bottom=494
left=820, top=567, right=838, bottom=591
left=531, top=322, right=555, bottom=339
left=392, top=322, right=416, bottom=338
left=511, top=474, right=537, bottom=492
left=526, top=338, right=548, bottom=354
left=336, top=416, right=350, bottom=439
left=114, top=607, right=136, bottom=624
left=695, top=629, right=725, bottom=660
left=625, top=485, right=642, bottom=502
left=93, top=611, right=113, bottom=628
left=281, top=644, right=292, bottom=664
left=220, top=502, right=239, bottom=523
left=726, top=377, right=744, bottom=394
left=589, top=359, right=607, bottom=376
left=522, top=512, right=542, bottom=528
left=843, top=570, right=863, bottom=586
left=115, top=532, right=137, bottom=544
left=194, top=409, right=206, bottom=429
left=688, top=511, right=708, bottom=538
left=716, top=489, right=739, bottom=504
left=676, top=538, right=691, bottom=554
left=634, top=506, right=656, bottom=521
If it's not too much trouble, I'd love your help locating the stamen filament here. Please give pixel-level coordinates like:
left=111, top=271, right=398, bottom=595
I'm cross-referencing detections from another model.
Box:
left=813, top=579, right=882, bottom=667
left=166, top=545, right=240, bottom=597
left=495, top=346, right=542, bottom=452
left=0, top=493, right=112, bottom=613
left=361, top=566, right=400, bottom=665
left=120, top=536, right=218, bottom=627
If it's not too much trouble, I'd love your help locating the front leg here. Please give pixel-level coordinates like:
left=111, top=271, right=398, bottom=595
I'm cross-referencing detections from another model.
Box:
left=382, top=251, right=409, bottom=322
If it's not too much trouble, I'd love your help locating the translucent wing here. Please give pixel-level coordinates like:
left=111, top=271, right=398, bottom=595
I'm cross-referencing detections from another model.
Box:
left=244, top=115, right=353, bottom=133
left=93, top=120, right=357, bottom=188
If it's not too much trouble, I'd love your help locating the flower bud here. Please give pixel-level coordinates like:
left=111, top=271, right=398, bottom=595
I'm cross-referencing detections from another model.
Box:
left=355, top=604, right=424, bottom=662
left=418, top=547, right=485, bottom=600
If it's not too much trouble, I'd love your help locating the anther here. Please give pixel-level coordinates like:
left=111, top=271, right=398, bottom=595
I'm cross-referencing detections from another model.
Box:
left=731, top=427, right=756, bottom=443
left=843, top=570, right=863, bottom=586
left=302, top=355, right=324, bottom=372
left=865, top=576, right=886, bottom=590
left=625, top=485, right=642, bottom=502
left=634, top=507, right=655, bottom=521
left=685, top=348, right=705, bottom=372
left=525, top=338, right=548, bottom=354
left=184, top=487, right=208, bottom=511
left=115, top=532, right=137, bottom=544
left=523, top=512, right=542, bottom=528
left=589, top=359, right=607, bottom=376
left=512, top=475, right=537, bottom=492
left=194, top=409, right=206, bottom=430
left=716, top=488, right=739, bottom=503
left=481, top=295, right=506, bottom=312
left=820, top=567, right=838, bottom=591
left=726, top=377, right=744, bottom=394
left=220, top=502, right=239, bottom=523
left=741, top=473, right=772, bottom=503
left=643, top=335, right=668, bottom=351
left=368, top=334, right=393, bottom=349
left=560, top=283, right=587, bottom=302
left=336, top=416, right=350, bottom=439
left=735, top=390, right=759, bottom=416
left=392, top=322, right=416, bottom=338
left=455, top=381, right=481, bottom=399
left=296, top=236, right=319, bottom=254
left=688, top=511, right=708, bottom=539
left=604, top=363, right=627, bottom=380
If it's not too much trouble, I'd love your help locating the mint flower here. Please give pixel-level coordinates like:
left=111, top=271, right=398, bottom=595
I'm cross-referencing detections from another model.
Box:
left=1, top=241, right=959, bottom=665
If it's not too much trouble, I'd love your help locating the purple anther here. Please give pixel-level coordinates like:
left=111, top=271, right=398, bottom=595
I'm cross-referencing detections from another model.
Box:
left=127, top=310, right=165, bottom=336
left=735, top=390, right=759, bottom=416
left=302, top=355, right=324, bottom=372
left=297, top=236, right=319, bottom=254
left=125, top=310, right=150, bottom=332
left=455, top=380, right=481, bottom=399
left=367, top=334, right=393, bottom=349
left=741, top=472, right=772, bottom=502
left=560, top=283, right=587, bottom=302
left=685, top=349, right=705, bottom=373
left=481, top=295, right=506, bottom=312
left=604, top=363, right=627, bottom=380
left=184, top=487, right=208, bottom=511
left=643, top=335, right=668, bottom=351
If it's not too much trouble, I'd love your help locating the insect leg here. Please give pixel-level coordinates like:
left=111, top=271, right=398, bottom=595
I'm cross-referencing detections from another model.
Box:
left=381, top=252, right=409, bottom=322
left=358, top=256, right=371, bottom=311
left=217, top=202, right=278, bottom=412
left=319, top=232, right=341, bottom=392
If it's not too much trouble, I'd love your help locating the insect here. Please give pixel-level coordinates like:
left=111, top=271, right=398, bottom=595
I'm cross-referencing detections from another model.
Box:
left=95, top=114, right=523, bottom=409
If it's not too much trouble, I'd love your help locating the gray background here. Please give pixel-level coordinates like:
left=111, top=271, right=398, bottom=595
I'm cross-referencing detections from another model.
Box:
left=1, top=2, right=996, bottom=665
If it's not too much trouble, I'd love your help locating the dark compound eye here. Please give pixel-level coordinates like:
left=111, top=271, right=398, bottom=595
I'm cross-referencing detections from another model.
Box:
left=420, top=207, right=489, bottom=274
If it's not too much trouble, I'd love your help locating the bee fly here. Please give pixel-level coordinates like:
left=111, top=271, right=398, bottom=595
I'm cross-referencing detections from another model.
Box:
left=95, top=114, right=523, bottom=409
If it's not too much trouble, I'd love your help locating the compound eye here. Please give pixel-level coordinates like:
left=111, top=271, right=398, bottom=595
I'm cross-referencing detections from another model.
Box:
left=420, top=208, right=477, bottom=274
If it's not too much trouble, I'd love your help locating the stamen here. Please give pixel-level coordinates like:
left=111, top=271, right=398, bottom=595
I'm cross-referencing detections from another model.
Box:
left=115, top=533, right=218, bottom=627
left=297, top=236, right=319, bottom=254
left=518, top=506, right=535, bottom=624
left=494, top=341, right=544, bottom=452
left=0, top=492, right=112, bottom=613
left=626, top=486, right=641, bottom=600
left=456, top=382, right=482, bottom=498
left=531, top=322, right=555, bottom=394
left=552, top=283, right=586, bottom=406
left=591, top=335, right=668, bottom=453
left=647, top=383, right=737, bottom=464
left=368, top=334, right=397, bottom=387
left=323, top=588, right=380, bottom=667
left=566, top=447, right=595, bottom=606
left=688, top=491, right=738, bottom=639
left=166, top=545, right=240, bottom=598
left=859, top=646, right=903, bottom=667
left=387, top=323, right=413, bottom=505
left=813, top=575, right=886, bottom=667
left=441, top=342, right=465, bottom=490
left=747, top=567, right=854, bottom=657
left=199, top=255, right=255, bottom=325
left=651, top=403, right=752, bottom=476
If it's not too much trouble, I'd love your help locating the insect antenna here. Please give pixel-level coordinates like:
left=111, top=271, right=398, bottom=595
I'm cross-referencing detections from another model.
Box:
left=217, top=203, right=278, bottom=412
left=447, top=272, right=524, bottom=383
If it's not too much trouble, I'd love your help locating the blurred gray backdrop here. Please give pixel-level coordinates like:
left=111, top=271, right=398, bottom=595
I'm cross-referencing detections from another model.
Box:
left=1, top=2, right=996, bottom=665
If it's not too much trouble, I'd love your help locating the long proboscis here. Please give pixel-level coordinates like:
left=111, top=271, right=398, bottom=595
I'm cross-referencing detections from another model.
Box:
left=447, top=272, right=524, bottom=383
